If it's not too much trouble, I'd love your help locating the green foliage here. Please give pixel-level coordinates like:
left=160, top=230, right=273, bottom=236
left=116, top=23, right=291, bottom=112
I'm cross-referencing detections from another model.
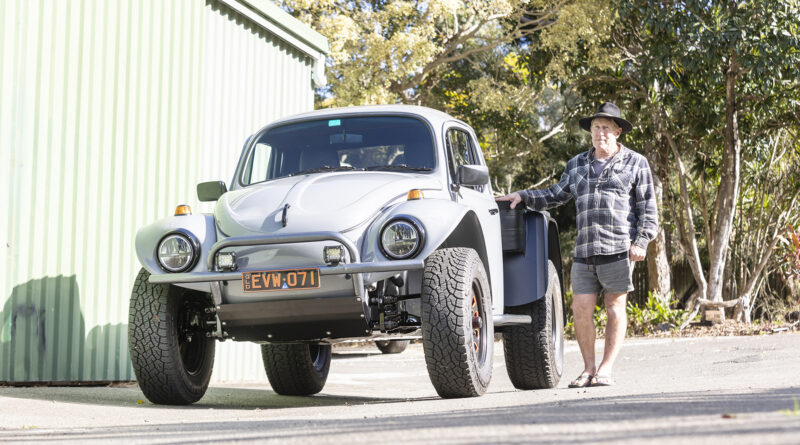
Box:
left=564, top=291, right=686, bottom=339
left=776, top=224, right=800, bottom=279
left=626, top=292, right=686, bottom=336
left=563, top=290, right=576, bottom=338
left=280, top=0, right=564, bottom=107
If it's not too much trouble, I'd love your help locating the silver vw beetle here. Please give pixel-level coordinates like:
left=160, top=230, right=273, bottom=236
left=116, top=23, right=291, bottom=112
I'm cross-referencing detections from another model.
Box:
left=130, top=105, right=565, bottom=404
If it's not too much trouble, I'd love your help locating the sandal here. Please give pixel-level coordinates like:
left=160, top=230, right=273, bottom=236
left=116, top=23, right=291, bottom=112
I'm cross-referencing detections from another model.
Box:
left=590, top=375, right=614, bottom=386
left=568, top=373, right=594, bottom=388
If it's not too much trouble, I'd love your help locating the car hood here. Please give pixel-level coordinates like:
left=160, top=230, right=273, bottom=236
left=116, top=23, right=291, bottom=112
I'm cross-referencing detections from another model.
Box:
left=215, top=172, right=443, bottom=237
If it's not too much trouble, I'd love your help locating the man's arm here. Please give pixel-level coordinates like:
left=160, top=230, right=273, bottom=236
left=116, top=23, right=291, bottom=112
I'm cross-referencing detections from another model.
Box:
left=632, top=157, right=659, bottom=250
left=518, top=168, right=574, bottom=211
left=496, top=167, right=573, bottom=210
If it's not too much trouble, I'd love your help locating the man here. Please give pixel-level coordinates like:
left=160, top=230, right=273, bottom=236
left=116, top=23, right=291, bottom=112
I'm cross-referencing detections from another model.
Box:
left=497, top=102, right=658, bottom=387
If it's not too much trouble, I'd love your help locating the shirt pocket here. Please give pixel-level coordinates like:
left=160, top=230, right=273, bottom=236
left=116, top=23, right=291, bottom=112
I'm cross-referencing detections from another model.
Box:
left=572, top=165, right=590, bottom=196
left=604, top=165, right=633, bottom=192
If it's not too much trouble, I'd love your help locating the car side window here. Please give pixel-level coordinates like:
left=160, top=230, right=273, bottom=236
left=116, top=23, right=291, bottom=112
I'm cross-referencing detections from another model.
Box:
left=446, top=129, right=475, bottom=167
left=446, top=128, right=483, bottom=192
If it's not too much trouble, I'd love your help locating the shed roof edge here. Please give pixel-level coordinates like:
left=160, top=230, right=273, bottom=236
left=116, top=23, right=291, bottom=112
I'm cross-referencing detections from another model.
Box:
left=217, top=0, right=329, bottom=87
left=230, top=0, right=329, bottom=54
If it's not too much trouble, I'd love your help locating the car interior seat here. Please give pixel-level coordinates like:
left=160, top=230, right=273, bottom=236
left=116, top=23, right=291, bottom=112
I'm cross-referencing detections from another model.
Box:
left=298, top=148, right=341, bottom=171
left=401, top=134, right=435, bottom=168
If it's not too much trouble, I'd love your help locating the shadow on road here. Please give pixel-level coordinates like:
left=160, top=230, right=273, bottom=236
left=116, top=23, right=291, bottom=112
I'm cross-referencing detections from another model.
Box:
left=331, top=351, right=385, bottom=360
left=0, top=384, right=420, bottom=410
left=2, top=386, right=799, bottom=443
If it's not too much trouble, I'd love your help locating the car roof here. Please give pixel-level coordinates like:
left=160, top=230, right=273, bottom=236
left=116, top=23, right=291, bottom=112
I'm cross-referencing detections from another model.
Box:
left=262, top=104, right=466, bottom=131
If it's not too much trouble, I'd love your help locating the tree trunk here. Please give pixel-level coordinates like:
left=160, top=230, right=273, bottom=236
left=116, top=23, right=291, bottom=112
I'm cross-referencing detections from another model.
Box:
left=707, top=58, right=741, bottom=305
left=787, top=276, right=798, bottom=304
left=647, top=175, right=671, bottom=303
left=653, top=108, right=708, bottom=311
left=662, top=129, right=707, bottom=311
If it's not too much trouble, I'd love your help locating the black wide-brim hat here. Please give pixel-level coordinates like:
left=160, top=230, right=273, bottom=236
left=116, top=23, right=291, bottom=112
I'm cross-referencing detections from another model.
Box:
left=578, top=102, right=633, bottom=134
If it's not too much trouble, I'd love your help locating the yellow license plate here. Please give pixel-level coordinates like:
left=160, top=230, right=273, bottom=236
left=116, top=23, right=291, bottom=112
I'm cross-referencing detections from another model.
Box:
left=242, top=268, right=320, bottom=292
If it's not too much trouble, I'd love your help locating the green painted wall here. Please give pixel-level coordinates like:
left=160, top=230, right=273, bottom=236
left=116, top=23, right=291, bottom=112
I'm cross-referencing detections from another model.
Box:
left=0, top=0, right=326, bottom=382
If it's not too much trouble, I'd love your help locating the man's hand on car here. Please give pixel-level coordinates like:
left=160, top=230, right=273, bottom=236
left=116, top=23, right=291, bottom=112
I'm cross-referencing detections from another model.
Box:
left=496, top=192, right=523, bottom=209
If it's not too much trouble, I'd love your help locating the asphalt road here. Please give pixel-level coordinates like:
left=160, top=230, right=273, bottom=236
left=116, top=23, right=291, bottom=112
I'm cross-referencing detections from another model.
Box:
left=2, top=333, right=800, bottom=444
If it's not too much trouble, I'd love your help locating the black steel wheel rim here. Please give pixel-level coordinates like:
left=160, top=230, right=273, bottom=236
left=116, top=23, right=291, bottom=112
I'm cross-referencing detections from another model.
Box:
left=177, top=298, right=207, bottom=376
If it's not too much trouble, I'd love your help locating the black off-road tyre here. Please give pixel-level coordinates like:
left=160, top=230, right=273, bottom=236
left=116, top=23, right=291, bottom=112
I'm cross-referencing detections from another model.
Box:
left=129, top=268, right=216, bottom=405
left=375, top=339, right=410, bottom=354
left=261, top=343, right=331, bottom=395
left=503, top=260, right=564, bottom=389
left=421, top=248, right=493, bottom=398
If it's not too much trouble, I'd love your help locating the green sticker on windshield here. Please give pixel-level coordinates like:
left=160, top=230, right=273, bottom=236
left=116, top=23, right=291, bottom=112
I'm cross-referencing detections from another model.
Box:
left=328, top=119, right=341, bottom=127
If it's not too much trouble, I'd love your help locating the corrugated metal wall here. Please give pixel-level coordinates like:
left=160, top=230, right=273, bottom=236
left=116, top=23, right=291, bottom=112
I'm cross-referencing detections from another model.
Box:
left=1, top=0, right=323, bottom=382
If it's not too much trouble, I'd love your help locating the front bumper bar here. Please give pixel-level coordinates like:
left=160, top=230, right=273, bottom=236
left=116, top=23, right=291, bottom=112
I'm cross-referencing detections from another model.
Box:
left=148, top=259, right=426, bottom=284
left=148, top=231, right=425, bottom=303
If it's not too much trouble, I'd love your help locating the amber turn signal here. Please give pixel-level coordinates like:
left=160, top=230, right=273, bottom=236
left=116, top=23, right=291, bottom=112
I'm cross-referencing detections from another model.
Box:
left=407, top=189, right=424, bottom=200
left=174, top=205, right=192, bottom=216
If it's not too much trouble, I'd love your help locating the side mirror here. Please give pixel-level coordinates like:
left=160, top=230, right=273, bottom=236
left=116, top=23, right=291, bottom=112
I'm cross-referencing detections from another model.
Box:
left=197, top=181, right=227, bottom=202
left=458, top=165, right=490, bottom=186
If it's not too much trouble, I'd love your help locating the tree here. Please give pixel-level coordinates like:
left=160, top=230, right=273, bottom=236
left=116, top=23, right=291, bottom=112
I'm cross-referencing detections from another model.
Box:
left=533, top=0, right=800, bottom=316
left=279, top=0, right=566, bottom=106
left=729, top=130, right=800, bottom=320
left=628, top=0, right=800, bottom=311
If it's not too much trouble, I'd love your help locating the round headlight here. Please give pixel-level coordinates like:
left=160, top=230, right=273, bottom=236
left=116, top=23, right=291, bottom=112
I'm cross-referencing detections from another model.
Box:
left=380, top=218, right=423, bottom=259
left=157, top=233, right=197, bottom=272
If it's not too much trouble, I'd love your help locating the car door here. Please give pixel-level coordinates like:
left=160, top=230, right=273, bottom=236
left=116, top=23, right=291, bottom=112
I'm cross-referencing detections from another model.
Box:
left=444, top=124, right=504, bottom=312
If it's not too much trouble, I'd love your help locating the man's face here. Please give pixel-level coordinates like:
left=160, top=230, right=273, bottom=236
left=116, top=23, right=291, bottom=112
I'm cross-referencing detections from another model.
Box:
left=590, top=117, right=622, bottom=153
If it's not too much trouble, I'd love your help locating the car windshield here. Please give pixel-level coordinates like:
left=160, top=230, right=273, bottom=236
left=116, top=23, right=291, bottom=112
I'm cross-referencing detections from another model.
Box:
left=240, top=116, right=436, bottom=185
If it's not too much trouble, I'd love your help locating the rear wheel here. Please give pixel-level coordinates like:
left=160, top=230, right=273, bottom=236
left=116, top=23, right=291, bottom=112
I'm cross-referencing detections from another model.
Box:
left=129, top=269, right=215, bottom=405
left=421, top=248, right=493, bottom=398
left=261, top=343, right=331, bottom=395
left=375, top=339, right=410, bottom=354
left=503, top=260, right=564, bottom=389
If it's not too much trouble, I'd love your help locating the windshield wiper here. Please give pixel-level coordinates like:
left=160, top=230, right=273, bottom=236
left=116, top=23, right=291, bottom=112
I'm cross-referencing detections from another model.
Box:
left=365, top=164, right=432, bottom=172
left=289, top=166, right=359, bottom=176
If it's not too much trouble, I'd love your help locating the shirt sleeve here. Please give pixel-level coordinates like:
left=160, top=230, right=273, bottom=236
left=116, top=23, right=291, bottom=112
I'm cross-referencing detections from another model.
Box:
left=632, top=157, right=659, bottom=249
left=519, top=166, right=574, bottom=210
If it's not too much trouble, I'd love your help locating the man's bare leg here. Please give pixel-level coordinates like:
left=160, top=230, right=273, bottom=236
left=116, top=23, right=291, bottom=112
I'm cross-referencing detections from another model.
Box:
left=572, top=293, right=599, bottom=376
left=595, top=292, right=628, bottom=377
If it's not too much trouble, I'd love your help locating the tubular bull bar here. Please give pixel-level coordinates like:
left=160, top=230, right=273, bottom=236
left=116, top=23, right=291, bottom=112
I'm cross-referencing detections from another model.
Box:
left=148, top=231, right=425, bottom=306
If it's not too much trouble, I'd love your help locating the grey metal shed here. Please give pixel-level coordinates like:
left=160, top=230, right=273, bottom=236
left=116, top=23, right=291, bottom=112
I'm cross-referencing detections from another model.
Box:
left=0, top=0, right=328, bottom=382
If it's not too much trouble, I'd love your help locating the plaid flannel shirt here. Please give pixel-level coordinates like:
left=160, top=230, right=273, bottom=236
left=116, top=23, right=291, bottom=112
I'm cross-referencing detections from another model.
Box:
left=520, top=145, right=658, bottom=259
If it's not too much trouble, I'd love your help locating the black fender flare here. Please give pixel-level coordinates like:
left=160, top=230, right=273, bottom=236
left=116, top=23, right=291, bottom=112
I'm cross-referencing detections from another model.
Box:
left=503, top=210, right=563, bottom=308
left=435, top=210, right=492, bottom=292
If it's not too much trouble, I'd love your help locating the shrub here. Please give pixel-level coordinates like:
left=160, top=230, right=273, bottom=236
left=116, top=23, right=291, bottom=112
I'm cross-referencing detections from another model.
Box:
left=626, top=291, right=685, bottom=336
left=563, top=290, right=685, bottom=339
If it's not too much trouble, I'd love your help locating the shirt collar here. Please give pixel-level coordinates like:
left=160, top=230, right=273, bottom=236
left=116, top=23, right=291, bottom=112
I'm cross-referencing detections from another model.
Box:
left=585, top=144, right=630, bottom=164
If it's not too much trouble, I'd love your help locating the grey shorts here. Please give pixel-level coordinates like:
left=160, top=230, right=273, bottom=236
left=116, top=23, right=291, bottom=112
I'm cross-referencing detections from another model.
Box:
left=571, top=257, right=634, bottom=295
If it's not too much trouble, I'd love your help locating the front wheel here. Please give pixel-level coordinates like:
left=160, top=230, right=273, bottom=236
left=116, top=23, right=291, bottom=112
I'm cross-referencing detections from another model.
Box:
left=502, top=260, right=564, bottom=389
left=129, top=269, right=215, bottom=405
left=261, top=343, right=331, bottom=395
left=421, top=248, right=493, bottom=398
